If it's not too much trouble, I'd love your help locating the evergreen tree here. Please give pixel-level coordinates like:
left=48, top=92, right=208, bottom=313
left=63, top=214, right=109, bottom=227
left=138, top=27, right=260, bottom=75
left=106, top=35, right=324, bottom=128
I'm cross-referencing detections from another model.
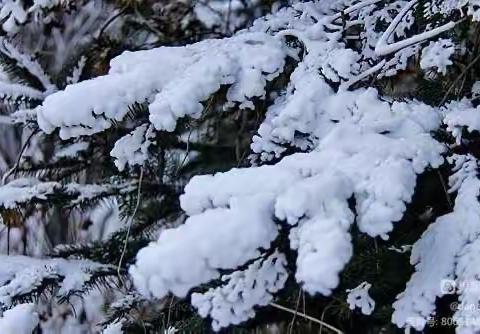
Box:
left=3, top=0, right=480, bottom=333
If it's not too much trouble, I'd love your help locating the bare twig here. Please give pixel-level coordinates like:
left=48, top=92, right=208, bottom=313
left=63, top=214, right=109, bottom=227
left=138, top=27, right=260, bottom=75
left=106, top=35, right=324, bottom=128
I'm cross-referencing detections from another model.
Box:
left=437, top=169, right=452, bottom=209
left=439, top=53, right=480, bottom=106
left=287, top=290, right=302, bottom=334
left=2, top=129, right=38, bottom=186
left=2, top=129, right=38, bottom=256
left=117, top=167, right=144, bottom=281
left=269, top=302, right=344, bottom=334
left=97, top=8, right=128, bottom=39
left=340, top=60, right=386, bottom=90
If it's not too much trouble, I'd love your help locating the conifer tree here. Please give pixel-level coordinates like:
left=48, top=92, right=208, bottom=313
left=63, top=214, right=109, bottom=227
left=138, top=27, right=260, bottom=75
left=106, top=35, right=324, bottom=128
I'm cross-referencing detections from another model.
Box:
left=3, top=0, right=480, bottom=333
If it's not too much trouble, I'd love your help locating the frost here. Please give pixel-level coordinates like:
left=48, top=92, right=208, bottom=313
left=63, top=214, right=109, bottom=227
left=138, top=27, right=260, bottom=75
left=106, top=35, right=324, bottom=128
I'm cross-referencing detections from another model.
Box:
left=0, top=39, right=55, bottom=93
left=346, top=282, right=375, bottom=315
left=0, top=81, right=44, bottom=101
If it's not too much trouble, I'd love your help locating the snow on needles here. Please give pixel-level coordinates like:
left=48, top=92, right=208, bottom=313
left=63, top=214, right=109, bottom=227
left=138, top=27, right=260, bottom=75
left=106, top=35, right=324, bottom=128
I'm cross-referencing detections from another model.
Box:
left=420, top=39, right=455, bottom=75
left=443, top=99, right=480, bottom=144
left=346, top=282, right=375, bottom=315
left=131, top=87, right=444, bottom=310
left=392, top=155, right=480, bottom=333
left=129, top=192, right=279, bottom=298
left=0, top=255, right=114, bottom=306
left=0, top=178, right=136, bottom=209
left=191, top=252, right=287, bottom=331
left=123, top=2, right=450, bottom=330
left=0, top=303, right=39, bottom=334
left=18, top=0, right=480, bottom=331
left=37, top=32, right=286, bottom=139
left=110, top=124, right=155, bottom=171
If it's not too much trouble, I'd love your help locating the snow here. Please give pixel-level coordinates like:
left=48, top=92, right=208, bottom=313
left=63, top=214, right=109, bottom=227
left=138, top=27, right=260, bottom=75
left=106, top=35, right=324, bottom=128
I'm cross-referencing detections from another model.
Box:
left=0, top=81, right=44, bottom=101
left=392, top=154, right=480, bottom=332
left=374, top=0, right=458, bottom=56
left=0, top=303, right=39, bottom=334
left=37, top=32, right=286, bottom=139
left=346, top=282, right=375, bottom=315
left=132, top=84, right=444, bottom=302
left=119, top=3, right=454, bottom=322
left=443, top=99, right=480, bottom=144
left=424, top=0, right=480, bottom=21
left=0, top=255, right=113, bottom=306
left=191, top=252, right=287, bottom=331
left=102, top=321, right=124, bottom=334
left=0, top=39, right=55, bottom=93
left=472, top=81, right=480, bottom=98
left=0, top=178, right=136, bottom=208
left=4, top=0, right=479, bottom=331
left=420, top=39, right=455, bottom=75
left=0, top=0, right=65, bottom=34
left=129, top=193, right=279, bottom=299
left=66, top=56, right=86, bottom=85
left=0, top=178, right=59, bottom=209
left=110, top=124, right=155, bottom=171
left=0, top=0, right=27, bottom=34
left=194, top=0, right=260, bottom=31
left=54, top=141, right=89, bottom=159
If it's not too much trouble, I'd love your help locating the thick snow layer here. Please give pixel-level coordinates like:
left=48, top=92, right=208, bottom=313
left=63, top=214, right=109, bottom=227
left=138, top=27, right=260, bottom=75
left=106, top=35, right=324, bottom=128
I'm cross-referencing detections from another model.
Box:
left=251, top=58, right=442, bottom=163
left=191, top=252, right=287, bottom=331
left=0, top=303, right=39, bottom=334
left=283, top=172, right=354, bottom=295
left=392, top=155, right=480, bottom=332
left=129, top=193, right=279, bottom=299
left=15, top=0, right=475, bottom=331
left=131, top=85, right=444, bottom=301
left=37, top=32, right=286, bottom=139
